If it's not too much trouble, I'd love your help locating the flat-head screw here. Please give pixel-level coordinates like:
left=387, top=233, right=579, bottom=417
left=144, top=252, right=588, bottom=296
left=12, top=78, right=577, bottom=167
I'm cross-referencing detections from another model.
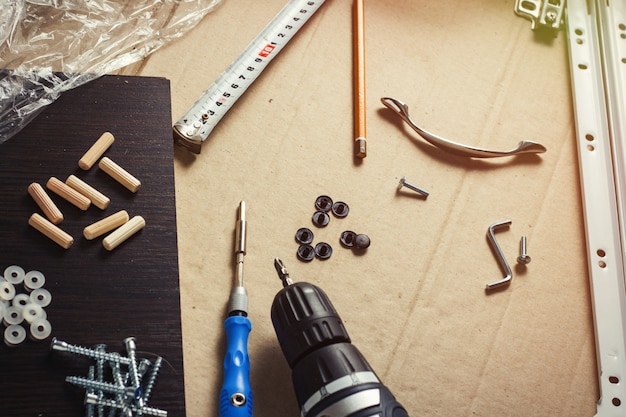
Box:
left=93, top=344, right=107, bottom=382
left=142, top=356, right=163, bottom=404
left=51, top=338, right=131, bottom=365
left=517, top=236, right=531, bottom=265
left=138, top=358, right=152, bottom=380
left=109, top=357, right=133, bottom=417
left=93, top=344, right=106, bottom=417
left=84, top=393, right=168, bottom=417
left=123, top=337, right=137, bottom=354
left=66, top=376, right=126, bottom=395
left=85, top=367, right=96, bottom=417
left=122, top=337, right=144, bottom=408
left=397, top=176, right=429, bottom=197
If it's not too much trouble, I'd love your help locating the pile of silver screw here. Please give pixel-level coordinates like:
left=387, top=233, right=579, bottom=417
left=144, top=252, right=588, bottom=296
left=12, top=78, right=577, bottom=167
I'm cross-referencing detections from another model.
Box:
left=51, top=337, right=167, bottom=417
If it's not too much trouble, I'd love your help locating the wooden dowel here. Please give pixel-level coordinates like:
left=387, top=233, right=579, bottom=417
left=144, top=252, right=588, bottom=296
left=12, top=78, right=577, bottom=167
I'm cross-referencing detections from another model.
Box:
left=79, top=132, right=115, bottom=170
left=98, top=157, right=141, bottom=193
left=46, top=177, right=91, bottom=211
left=66, top=175, right=110, bottom=210
left=83, top=210, right=129, bottom=240
left=28, top=213, right=74, bottom=249
left=102, top=216, right=145, bottom=251
left=27, top=182, right=64, bottom=224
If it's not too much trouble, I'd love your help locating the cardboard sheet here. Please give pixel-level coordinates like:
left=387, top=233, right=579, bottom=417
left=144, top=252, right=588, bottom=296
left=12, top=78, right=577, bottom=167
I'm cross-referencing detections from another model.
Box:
left=114, top=0, right=593, bottom=416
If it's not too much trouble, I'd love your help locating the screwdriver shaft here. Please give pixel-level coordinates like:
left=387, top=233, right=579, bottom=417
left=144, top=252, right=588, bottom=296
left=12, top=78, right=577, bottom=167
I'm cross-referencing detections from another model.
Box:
left=228, top=202, right=249, bottom=315
left=234, top=201, right=247, bottom=288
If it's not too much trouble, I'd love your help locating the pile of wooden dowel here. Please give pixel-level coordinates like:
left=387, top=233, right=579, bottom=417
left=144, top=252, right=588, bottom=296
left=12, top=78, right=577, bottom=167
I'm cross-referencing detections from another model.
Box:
left=27, top=132, right=145, bottom=250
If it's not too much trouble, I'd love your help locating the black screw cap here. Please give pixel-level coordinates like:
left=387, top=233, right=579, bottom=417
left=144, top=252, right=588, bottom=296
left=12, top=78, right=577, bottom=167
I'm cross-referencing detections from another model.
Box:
left=315, top=195, right=333, bottom=212
left=339, top=231, right=357, bottom=248
left=354, top=234, right=371, bottom=250
left=312, top=211, right=330, bottom=228
left=297, top=244, right=315, bottom=262
left=295, top=227, right=314, bottom=245
left=314, top=242, right=333, bottom=260
left=331, top=201, right=349, bottom=218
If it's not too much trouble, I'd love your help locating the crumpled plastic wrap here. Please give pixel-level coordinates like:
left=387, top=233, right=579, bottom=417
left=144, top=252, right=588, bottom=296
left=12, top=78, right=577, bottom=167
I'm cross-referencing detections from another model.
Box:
left=0, top=0, right=224, bottom=144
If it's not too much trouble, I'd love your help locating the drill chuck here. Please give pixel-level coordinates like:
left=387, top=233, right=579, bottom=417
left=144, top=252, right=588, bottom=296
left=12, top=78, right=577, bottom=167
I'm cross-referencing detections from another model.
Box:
left=271, top=280, right=409, bottom=417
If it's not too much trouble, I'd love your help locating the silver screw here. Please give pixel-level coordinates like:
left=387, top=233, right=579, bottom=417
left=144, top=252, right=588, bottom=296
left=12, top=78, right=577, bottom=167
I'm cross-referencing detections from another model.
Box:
left=110, top=357, right=133, bottom=417
left=66, top=376, right=126, bottom=395
left=517, top=236, right=531, bottom=264
left=85, top=393, right=168, bottom=417
left=123, top=337, right=145, bottom=409
left=545, top=10, right=557, bottom=24
left=138, top=358, right=152, bottom=380
left=397, top=176, right=429, bottom=197
left=93, top=344, right=106, bottom=417
left=85, top=366, right=96, bottom=417
left=51, top=338, right=131, bottom=365
left=56, top=337, right=165, bottom=416
left=94, top=344, right=107, bottom=383
left=142, top=356, right=163, bottom=404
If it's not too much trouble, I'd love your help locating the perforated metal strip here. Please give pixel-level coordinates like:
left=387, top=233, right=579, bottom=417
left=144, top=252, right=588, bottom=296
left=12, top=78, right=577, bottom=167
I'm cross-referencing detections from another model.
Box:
left=566, top=1, right=626, bottom=415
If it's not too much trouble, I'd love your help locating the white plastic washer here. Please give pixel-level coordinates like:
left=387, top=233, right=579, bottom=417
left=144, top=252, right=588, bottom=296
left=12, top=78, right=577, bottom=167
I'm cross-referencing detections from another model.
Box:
left=23, top=270, right=45, bottom=291
left=3, top=265, right=25, bottom=285
left=0, top=281, right=16, bottom=301
left=4, top=324, right=26, bottom=346
left=11, top=293, right=30, bottom=310
left=29, top=288, right=52, bottom=308
left=22, top=303, right=46, bottom=324
left=29, top=318, right=52, bottom=341
left=3, top=305, right=23, bottom=326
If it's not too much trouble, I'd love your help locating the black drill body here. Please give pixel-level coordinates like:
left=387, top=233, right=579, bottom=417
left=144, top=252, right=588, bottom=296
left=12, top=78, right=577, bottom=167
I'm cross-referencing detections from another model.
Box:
left=271, top=260, right=409, bottom=417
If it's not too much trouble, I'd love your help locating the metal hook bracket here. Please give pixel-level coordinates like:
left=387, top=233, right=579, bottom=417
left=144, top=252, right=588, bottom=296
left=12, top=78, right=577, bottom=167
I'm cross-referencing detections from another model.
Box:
left=485, top=220, right=513, bottom=290
left=514, top=0, right=565, bottom=34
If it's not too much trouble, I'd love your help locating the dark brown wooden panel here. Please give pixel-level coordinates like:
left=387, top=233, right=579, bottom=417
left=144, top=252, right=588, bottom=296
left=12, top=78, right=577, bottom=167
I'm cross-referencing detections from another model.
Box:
left=0, top=74, right=185, bottom=417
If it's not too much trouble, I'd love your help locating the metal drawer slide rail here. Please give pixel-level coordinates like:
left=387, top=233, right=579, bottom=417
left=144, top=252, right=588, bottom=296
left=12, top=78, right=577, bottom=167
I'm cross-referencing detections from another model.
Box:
left=517, top=1, right=626, bottom=415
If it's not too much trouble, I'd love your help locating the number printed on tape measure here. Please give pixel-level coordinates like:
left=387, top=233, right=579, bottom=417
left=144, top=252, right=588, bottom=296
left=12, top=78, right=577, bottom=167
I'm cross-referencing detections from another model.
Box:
left=259, top=44, right=276, bottom=57
left=173, top=0, right=326, bottom=153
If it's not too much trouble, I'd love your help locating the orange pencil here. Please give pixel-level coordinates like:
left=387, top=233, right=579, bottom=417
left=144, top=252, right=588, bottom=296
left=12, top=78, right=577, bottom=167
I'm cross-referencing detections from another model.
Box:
left=354, top=0, right=367, bottom=159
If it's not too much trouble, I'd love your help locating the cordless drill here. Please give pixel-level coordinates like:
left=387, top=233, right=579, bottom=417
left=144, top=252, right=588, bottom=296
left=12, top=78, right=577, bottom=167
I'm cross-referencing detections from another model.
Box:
left=271, top=258, right=409, bottom=417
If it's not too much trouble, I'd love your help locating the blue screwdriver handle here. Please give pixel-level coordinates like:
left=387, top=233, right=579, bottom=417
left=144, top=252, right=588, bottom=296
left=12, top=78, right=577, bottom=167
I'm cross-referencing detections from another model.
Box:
left=220, top=315, right=253, bottom=417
